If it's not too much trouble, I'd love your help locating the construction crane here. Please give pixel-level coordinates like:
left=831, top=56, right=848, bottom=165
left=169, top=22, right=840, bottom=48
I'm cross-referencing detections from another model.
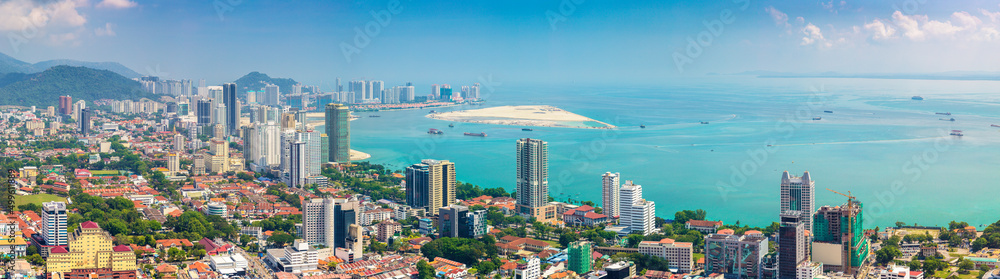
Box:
left=827, top=188, right=857, bottom=208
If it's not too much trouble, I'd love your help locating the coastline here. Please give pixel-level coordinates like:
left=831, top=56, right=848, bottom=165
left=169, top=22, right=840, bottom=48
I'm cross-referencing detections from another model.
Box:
left=350, top=149, right=371, bottom=161
left=426, top=105, right=616, bottom=129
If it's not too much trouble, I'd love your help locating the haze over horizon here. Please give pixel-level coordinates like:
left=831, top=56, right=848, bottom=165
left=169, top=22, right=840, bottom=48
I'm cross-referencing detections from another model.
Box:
left=3, top=0, right=1000, bottom=87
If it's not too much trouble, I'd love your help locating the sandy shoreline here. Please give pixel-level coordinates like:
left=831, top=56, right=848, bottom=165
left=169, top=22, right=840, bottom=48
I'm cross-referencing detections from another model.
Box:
left=426, top=105, right=616, bottom=129
left=350, top=149, right=371, bottom=161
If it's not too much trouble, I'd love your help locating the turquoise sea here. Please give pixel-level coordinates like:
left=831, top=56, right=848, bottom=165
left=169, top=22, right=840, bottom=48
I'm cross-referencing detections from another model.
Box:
left=321, top=76, right=1000, bottom=229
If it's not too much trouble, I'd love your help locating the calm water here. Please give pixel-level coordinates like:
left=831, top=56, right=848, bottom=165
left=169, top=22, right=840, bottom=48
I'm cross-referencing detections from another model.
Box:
left=321, top=76, right=1000, bottom=229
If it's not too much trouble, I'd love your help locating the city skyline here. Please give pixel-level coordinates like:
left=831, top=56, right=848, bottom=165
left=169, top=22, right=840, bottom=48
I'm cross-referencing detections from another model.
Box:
left=2, top=1, right=999, bottom=86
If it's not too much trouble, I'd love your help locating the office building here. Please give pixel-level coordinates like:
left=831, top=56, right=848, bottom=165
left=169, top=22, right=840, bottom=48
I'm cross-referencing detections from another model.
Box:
left=78, top=108, right=92, bottom=136
left=46, top=221, right=136, bottom=279
left=196, top=100, right=212, bottom=125
left=606, top=261, right=637, bottom=279
left=223, top=83, right=238, bottom=135
left=301, top=198, right=358, bottom=251
left=264, top=84, right=280, bottom=106
left=206, top=202, right=227, bottom=217
left=405, top=159, right=456, bottom=213
left=780, top=171, right=814, bottom=231
left=285, top=141, right=307, bottom=188
left=349, top=80, right=367, bottom=102
left=704, top=230, right=769, bottom=279
left=41, top=201, right=68, bottom=246
left=568, top=241, right=593, bottom=274
left=812, top=200, right=869, bottom=274
left=281, top=113, right=296, bottom=130
left=779, top=211, right=807, bottom=279
left=602, top=172, right=621, bottom=219
left=620, top=181, right=656, bottom=235
left=438, top=205, right=487, bottom=238
left=325, top=103, right=351, bottom=162
left=264, top=239, right=318, bottom=273
left=516, top=138, right=555, bottom=222
left=638, top=238, right=694, bottom=273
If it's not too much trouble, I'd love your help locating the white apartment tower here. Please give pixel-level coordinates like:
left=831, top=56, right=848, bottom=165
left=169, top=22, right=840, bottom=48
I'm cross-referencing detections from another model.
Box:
left=620, top=181, right=656, bottom=235
left=41, top=201, right=68, bottom=246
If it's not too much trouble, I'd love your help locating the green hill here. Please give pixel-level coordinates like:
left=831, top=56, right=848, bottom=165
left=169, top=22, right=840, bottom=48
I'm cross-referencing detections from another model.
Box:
left=0, top=65, right=155, bottom=107
left=233, top=71, right=298, bottom=95
left=0, top=52, right=141, bottom=78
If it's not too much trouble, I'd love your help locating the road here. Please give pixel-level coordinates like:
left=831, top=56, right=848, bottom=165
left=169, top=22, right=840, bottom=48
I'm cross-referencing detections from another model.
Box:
left=235, top=247, right=274, bottom=279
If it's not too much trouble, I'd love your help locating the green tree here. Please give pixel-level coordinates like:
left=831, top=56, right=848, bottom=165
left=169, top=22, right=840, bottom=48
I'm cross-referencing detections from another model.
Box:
left=559, top=232, right=580, bottom=248
left=875, top=246, right=902, bottom=265
left=417, top=260, right=435, bottom=279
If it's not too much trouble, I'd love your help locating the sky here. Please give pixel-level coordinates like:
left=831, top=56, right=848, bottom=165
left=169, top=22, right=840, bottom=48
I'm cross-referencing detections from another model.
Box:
left=2, top=0, right=1000, bottom=88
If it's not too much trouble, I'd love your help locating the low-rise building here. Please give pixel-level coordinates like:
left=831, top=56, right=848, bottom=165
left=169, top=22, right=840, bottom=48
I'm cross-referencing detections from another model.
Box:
left=686, top=220, right=724, bottom=234
left=638, top=238, right=694, bottom=273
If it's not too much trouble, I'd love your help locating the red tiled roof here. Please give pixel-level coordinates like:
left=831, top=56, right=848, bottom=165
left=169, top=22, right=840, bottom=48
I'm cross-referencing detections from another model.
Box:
left=686, top=220, right=723, bottom=227
left=112, top=245, right=132, bottom=252
left=50, top=246, right=68, bottom=253
left=80, top=221, right=100, bottom=229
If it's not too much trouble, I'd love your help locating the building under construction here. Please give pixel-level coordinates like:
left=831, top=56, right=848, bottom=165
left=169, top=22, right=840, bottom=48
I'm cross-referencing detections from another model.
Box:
left=811, top=191, right=870, bottom=275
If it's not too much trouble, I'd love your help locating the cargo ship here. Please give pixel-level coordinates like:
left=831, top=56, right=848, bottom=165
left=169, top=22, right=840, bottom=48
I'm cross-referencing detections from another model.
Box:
left=912, top=96, right=924, bottom=100
left=950, top=130, right=964, bottom=137
left=936, top=112, right=951, bottom=115
left=428, top=128, right=443, bottom=135
left=464, top=132, right=487, bottom=137
left=824, top=110, right=833, bottom=113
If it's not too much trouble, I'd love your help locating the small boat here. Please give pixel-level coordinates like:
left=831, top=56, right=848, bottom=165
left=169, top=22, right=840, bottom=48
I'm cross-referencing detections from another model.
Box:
left=448, top=123, right=455, bottom=128
left=700, top=122, right=709, bottom=124
left=368, top=115, right=380, bottom=118
left=991, top=124, right=1000, bottom=128
left=813, top=117, right=822, bottom=120
left=824, top=110, right=833, bottom=113
left=640, top=124, right=646, bottom=129
left=428, top=110, right=437, bottom=114
left=522, top=128, right=533, bottom=131
left=940, top=118, right=955, bottom=122
left=912, top=96, right=924, bottom=100
left=464, top=132, right=487, bottom=137
left=936, top=112, right=951, bottom=115
left=427, top=128, right=443, bottom=135
left=950, top=130, right=964, bottom=137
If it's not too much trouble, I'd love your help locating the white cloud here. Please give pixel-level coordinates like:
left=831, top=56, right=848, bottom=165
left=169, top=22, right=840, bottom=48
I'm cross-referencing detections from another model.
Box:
left=95, top=22, right=116, bottom=37
left=891, top=11, right=925, bottom=40
left=801, top=23, right=832, bottom=48
left=864, top=19, right=896, bottom=40
left=980, top=8, right=1000, bottom=24
left=765, top=6, right=790, bottom=28
left=96, top=0, right=137, bottom=9
left=0, top=0, right=87, bottom=31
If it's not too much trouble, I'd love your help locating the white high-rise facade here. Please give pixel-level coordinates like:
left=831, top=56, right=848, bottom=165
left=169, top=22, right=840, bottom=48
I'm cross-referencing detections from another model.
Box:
left=264, top=84, right=280, bottom=106
left=349, top=80, right=367, bottom=103
left=602, top=172, right=621, bottom=219
left=247, top=122, right=281, bottom=172
left=780, top=171, right=815, bottom=231
left=620, top=181, right=656, bottom=235
left=368, top=80, right=384, bottom=102
left=41, top=201, right=68, bottom=246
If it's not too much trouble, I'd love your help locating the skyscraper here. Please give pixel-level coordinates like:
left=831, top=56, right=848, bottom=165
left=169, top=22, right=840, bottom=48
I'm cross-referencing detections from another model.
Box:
left=325, top=103, right=350, bottom=162
left=168, top=153, right=180, bottom=175
left=780, top=171, right=814, bottom=231
left=438, top=205, right=486, bottom=238
left=78, top=108, right=92, bottom=137
left=349, top=80, right=367, bottom=103
left=196, top=100, right=212, bottom=125
left=704, top=230, right=769, bottom=279
left=173, top=134, right=185, bottom=152
left=58, top=95, right=72, bottom=115
left=368, top=80, right=384, bottom=101
left=405, top=159, right=456, bottom=213
left=41, top=201, right=68, bottom=246
left=779, top=211, right=807, bottom=279
left=620, top=181, right=656, bottom=235
left=602, top=172, right=621, bottom=219
left=568, top=241, right=593, bottom=274
left=286, top=141, right=306, bottom=187
left=223, top=83, right=238, bottom=135
left=516, top=138, right=555, bottom=222
left=264, top=84, right=280, bottom=106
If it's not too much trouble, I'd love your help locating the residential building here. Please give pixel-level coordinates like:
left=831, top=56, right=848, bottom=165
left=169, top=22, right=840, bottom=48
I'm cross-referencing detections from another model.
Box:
left=514, top=256, right=541, bottom=279
left=438, top=205, right=487, bottom=238
left=878, top=265, right=924, bottom=279
left=602, top=172, right=621, bottom=219
left=46, top=221, right=136, bottom=279
left=301, top=198, right=358, bottom=251
left=620, top=181, right=656, bottom=235
left=376, top=220, right=401, bottom=242
left=78, top=108, right=92, bottom=136
left=223, top=83, right=238, bottom=135
left=516, top=138, right=555, bottom=222
left=325, top=103, right=350, bottom=163
left=638, top=238, right=694, bottom=273
left=704, top=229, right=769, bottom=279
left=405, top=159, right=456, bottom=214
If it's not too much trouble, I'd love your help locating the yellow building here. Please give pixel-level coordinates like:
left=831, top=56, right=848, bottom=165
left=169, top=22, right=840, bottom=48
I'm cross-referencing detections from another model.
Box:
left=46, top=221, right=136, bottom=279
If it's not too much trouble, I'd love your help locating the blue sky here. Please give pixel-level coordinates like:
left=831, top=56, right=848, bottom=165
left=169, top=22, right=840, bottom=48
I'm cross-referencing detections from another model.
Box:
left=2, top=0, right=1000, bottom=87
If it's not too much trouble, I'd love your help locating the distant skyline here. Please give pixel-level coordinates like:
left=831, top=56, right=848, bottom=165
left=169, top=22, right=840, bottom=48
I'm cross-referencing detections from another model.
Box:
left=2, top=0, right=1000, bottom=87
